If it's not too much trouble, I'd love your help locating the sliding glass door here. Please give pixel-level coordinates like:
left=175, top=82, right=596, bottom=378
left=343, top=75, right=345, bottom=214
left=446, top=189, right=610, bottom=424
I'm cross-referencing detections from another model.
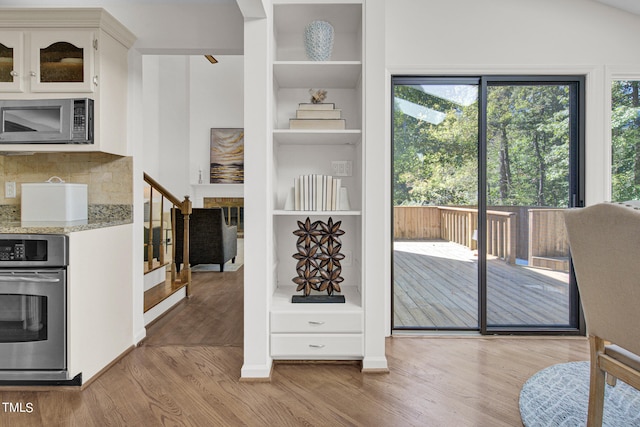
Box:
left=392, top=76, right=584, bottom=334
left=393, top=80, right=480, bottom=329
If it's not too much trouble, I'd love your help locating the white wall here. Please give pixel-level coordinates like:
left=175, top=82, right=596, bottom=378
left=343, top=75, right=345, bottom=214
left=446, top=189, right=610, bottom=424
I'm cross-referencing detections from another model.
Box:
left=189, top=55, right=245, bottom=200
left=142, top=56, right=161, bottom=180
left=142, top=55, right=244, bottom=199
left=380, top=0, right=640, bottom=334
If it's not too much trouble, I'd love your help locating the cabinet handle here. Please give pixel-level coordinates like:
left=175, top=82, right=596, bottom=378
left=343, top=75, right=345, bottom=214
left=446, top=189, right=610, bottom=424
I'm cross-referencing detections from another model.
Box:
left=308, top=321, right=325, bottom=325
left=9, top=71, right=18, bottom=77
left=93, top=76, right=99, bottom=86
left=309, top=344, right=325, bottom=349
left=29, top=71, right=36, bottom=77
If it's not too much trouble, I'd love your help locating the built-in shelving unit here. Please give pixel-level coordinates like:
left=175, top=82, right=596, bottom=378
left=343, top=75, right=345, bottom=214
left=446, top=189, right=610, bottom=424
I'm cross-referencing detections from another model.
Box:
left=270, top=0, right=365, bottom=361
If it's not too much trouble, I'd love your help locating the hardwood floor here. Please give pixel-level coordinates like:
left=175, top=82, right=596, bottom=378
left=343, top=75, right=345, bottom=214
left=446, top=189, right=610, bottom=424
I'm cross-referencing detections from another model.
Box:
left=0, top=266, right=589, bottom=427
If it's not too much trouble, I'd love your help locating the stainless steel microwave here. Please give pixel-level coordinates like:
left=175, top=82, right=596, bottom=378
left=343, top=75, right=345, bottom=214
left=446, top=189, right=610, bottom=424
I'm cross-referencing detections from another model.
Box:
left=0, top=98, right=93, bottom=144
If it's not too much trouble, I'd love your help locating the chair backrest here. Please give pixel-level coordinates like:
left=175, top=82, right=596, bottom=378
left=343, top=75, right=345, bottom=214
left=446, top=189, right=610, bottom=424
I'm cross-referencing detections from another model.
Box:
left=563, top=203, right=640, bottom=356
left=172, top=207, right=228, bottom=260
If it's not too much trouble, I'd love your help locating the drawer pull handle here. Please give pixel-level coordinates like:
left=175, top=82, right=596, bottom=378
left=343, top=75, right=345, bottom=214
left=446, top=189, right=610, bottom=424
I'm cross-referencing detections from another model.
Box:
left=309, top=344, right=325, bottom=349
left=308, top=321, right=325, bottom=325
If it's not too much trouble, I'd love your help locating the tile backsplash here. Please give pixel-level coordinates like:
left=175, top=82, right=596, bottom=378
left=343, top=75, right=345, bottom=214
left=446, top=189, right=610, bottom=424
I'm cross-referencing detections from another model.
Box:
left=0, top=152, right=133, bottom=205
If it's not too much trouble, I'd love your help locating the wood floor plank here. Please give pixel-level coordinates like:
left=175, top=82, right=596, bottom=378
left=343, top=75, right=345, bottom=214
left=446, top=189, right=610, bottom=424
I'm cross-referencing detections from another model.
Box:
left=0, top=257, right=590, bottom=426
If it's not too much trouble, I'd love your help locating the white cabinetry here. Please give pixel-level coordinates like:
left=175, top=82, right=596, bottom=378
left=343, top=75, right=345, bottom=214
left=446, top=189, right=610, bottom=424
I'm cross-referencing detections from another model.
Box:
left=0, top=30, right=95, bottom=93
left=0, top=9, right=136, bottom=155
left=270, top=1, right=365, bottom=361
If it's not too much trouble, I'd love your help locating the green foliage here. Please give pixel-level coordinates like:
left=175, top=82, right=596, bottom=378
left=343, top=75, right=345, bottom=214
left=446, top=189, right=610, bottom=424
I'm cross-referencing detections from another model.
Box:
left=611, top=80, right=640, bottom=202
left=393, top=83, right=573, bottom=208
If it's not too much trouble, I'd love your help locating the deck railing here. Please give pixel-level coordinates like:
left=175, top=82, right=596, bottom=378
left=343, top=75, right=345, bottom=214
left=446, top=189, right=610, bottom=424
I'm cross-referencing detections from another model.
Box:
left=394, top=206, right=516, bottom=264
left=143, top=172, right=193, bottom=297
left=486, top=210, right=516, bottom=264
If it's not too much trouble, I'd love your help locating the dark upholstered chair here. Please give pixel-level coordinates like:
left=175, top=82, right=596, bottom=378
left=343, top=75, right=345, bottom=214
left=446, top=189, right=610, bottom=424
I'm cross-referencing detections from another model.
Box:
left=563, top=203, right=640, bottom=426
left=173, top=207, right=237, bottom=272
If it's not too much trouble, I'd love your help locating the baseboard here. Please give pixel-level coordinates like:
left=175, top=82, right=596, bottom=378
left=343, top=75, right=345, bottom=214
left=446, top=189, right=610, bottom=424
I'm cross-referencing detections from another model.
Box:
left=80, top=345, right=136, bottom=390
left=134, top=328, right=147, bottom=345
left=362, top=356, right=390, bottom=373
left=240, top=362, right=273, bottom=382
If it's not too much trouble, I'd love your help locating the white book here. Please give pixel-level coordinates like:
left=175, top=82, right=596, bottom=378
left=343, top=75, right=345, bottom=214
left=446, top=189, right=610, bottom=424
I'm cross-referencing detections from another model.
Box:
left=294, top=177, right=300, bottom=211
left=322, top=176, right=327, bottom=211
left=326, top=175, right=333, bottom=211
left=332, top=178, right=341, bottom=211
left=289, top=119, right=346, bottom=130
left=311, top=175, right=315, bottom=211
left=302, top=175, right=309, bottom=211
left=296, top=109, right=342, bottom=119
left=298, top=103, right=335, bottom=110
left=316, top=174, right=323, bottom=211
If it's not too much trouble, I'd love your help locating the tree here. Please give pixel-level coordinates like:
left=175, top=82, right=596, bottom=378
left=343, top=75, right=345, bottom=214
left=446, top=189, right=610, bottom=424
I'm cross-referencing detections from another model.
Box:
left=611, top=80, right=640, bottom=201
left=394, top=82, right=572, bottom=208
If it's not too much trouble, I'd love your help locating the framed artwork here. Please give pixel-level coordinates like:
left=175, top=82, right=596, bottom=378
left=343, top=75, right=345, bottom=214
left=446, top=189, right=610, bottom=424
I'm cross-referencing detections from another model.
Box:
left=210, top=128, right=244, bottom=184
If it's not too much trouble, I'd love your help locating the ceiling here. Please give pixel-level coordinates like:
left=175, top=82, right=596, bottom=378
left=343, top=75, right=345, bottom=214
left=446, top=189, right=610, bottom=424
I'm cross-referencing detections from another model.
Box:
left=592, top=0, right=640, bottom=16
left=1, top=0, right=639, bottom=18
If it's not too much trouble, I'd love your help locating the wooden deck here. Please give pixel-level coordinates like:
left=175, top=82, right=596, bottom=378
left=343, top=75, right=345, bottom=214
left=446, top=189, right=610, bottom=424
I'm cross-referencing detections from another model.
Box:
left=393, top=240, right=570, bottom=329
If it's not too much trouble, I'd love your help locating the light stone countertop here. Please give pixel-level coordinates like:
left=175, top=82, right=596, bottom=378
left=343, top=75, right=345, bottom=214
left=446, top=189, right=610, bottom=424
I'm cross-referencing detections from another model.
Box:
left=0, top=204, right=132, bottom=235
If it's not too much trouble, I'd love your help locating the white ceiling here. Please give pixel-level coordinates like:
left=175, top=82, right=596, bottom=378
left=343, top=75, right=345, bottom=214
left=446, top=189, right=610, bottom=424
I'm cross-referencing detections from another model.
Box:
left=0, top=0, right=638, bottom=18
left=592, top=0, right=640, bottom=15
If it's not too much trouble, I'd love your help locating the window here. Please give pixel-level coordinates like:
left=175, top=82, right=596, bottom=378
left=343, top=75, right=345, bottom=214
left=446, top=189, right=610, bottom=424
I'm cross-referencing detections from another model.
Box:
left=611, top=80, right=640, bottom=202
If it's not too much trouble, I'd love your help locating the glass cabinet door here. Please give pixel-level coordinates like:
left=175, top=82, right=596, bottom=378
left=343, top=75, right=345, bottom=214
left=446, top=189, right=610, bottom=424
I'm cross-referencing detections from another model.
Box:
left=29, top=30, right=95, bottom=93
left=0, top=31, right=24, bottom=93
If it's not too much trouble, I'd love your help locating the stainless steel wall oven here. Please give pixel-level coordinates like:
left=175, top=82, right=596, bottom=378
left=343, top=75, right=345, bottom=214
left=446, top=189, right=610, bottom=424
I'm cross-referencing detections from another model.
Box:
left=0, top=234, right=72, bottom=383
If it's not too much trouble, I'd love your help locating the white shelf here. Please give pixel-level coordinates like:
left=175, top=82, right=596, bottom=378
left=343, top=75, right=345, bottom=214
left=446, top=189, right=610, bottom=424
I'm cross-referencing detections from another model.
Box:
left=274, top=61, right=362, bottom=89
left=273, top=209, right=361, bottom=216
left=272, top=284, right=362, bottom=311
left=273, top=129, right=361, bottom=145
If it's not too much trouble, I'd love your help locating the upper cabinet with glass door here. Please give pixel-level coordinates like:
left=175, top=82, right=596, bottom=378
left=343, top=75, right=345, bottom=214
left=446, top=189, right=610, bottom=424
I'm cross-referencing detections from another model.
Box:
left=0, top=30, right=95, bottom=93
left=0, top=9, right=135, bottom=155
left=0, top=31, right=23, bottom=92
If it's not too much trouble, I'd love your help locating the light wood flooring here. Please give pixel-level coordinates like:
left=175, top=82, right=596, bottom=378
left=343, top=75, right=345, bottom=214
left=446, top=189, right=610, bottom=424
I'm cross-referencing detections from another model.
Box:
left=394, top=240, right=571, bottom=328
left=0, top=265, right=589, bottom=426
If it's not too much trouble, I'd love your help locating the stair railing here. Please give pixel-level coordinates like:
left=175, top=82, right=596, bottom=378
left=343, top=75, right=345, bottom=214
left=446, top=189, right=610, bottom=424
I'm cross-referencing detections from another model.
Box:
left=143, top=172, right=193, bottom=297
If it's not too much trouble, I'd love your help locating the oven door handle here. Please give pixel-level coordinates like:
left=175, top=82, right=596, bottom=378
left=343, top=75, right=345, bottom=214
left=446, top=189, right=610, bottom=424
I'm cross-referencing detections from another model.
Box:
left=0, top=275, right=60, bottom=283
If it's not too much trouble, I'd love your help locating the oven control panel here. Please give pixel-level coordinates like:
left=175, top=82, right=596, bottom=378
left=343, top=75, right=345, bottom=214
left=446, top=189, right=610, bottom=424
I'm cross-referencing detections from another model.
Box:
left=0, top=243, right=26, bottom=261
left=0, top=235, right=67, bottom=267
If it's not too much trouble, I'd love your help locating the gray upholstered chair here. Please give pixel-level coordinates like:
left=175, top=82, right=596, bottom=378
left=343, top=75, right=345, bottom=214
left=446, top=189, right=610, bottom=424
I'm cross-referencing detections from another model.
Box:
left=173, top=207, right=237, bottom=272
left=563, top=203, right=640, bottom=426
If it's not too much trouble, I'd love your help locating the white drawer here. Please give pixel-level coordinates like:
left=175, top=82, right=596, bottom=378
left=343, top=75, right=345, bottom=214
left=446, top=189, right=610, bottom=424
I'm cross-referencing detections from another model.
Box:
left=271, top=334, right=363, bottom=358
left=270, top=311, right=362, bottom=333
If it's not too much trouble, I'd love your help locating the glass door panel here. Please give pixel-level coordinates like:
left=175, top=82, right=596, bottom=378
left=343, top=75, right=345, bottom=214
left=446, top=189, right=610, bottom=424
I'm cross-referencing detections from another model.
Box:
left=393, top=79, right=480, bottom=329
left=484, top=82, right=578, bottom=329
left=611, top=80, right=640, bottom=202
left=0, top=43, right=14, bottom=83
left=39, top=41, right=84, bottom=83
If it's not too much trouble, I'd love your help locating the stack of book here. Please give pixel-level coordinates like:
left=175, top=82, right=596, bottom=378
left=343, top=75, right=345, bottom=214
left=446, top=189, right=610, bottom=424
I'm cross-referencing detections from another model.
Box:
left=294, top=174, right=342, bottom=211
left=289, top=103, right=346, bottom=130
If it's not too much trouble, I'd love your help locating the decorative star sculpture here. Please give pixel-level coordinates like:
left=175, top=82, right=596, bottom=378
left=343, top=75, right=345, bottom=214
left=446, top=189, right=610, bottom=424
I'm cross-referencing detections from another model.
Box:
left=292, top=217, right=345, bottom=297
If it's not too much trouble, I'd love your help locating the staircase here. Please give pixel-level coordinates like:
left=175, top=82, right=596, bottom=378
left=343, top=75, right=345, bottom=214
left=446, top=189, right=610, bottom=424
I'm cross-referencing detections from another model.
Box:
left=143, top=172, right=192, bottom=324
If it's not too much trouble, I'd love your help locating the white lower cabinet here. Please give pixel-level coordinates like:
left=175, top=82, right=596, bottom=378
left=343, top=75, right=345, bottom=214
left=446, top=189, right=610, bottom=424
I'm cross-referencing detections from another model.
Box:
left=271, top=334, right=363, bottom=358
left=271, top=311, right=362, bottom=334
left=270, top=287, right=363, bottom=360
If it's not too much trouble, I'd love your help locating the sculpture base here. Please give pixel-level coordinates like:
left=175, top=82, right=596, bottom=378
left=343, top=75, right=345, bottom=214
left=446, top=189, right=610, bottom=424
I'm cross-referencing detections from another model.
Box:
left=292, top=295, right=345, bottom=303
